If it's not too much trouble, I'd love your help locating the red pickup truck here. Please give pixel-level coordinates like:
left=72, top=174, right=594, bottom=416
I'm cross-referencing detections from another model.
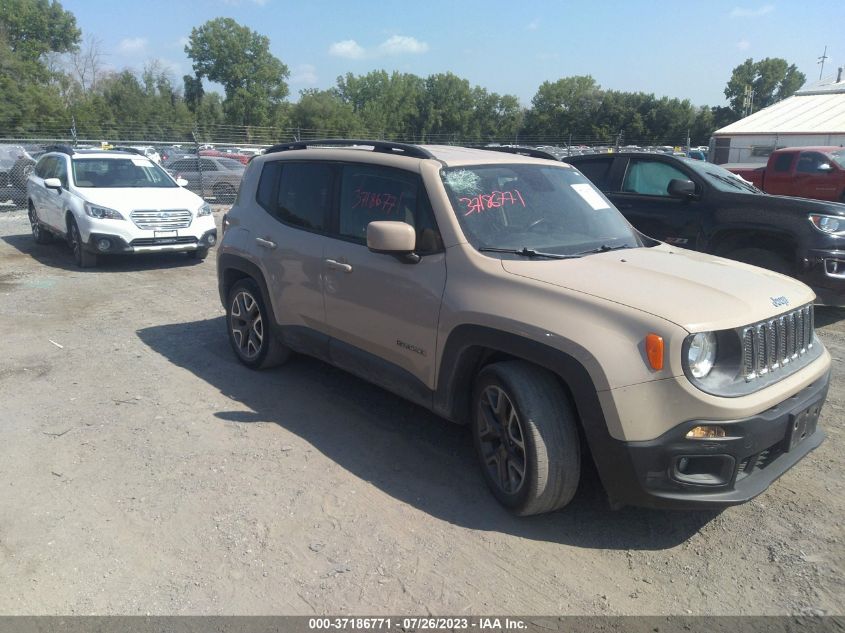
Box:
left=725, top=146, right=845, bottom=203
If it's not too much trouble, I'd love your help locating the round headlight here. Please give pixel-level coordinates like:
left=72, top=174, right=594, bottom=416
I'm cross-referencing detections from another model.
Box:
left=688, top=332, right=717, bottom=378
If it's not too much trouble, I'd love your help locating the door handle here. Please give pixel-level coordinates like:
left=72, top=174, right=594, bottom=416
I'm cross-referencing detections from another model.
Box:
left=325, top=258, right=353, bottom=273
left=255, top=237, right=276, bottom=249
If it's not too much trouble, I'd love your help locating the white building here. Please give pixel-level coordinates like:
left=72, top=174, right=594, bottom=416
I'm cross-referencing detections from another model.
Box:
left=712, top=68, right=845, bottom=165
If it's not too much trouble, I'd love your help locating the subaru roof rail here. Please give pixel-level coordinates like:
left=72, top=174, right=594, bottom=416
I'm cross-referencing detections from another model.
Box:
left=475, top=146, right=560, bottom=161
left=43, top=144, right=75, bottom=156
left=264, top=139, right=435, bottom=160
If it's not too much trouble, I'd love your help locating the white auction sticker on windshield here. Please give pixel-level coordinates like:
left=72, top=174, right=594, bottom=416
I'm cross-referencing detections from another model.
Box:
left=571, top=183, right=610, bottom=210
left=131, top=158, right=152, bottom=167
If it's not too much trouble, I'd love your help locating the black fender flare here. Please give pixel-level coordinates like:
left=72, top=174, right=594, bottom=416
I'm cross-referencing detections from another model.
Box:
left=217, top=253, right=277, bottom=325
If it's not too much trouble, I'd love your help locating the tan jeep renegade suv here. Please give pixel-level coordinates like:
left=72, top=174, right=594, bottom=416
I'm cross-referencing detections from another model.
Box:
left=217, top=140, right=830, bottom=515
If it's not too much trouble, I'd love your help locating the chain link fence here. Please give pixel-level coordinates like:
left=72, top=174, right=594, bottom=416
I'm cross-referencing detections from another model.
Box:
left=1, top=131, right=697, bottom=211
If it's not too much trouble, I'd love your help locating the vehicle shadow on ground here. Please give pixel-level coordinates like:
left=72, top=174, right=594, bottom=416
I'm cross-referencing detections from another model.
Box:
left=137, top=317, right=720, bottom=551
left=815, top=306, right=845, bottom=328
left=1, top=233, right=204, bottom=272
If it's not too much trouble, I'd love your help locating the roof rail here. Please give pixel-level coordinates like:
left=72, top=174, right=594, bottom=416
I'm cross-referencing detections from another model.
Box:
left=43, top=144, right=75, bottom=156
left=264, top=139, right=435, bottom=160
left=475, top=146, right=560, bottom=161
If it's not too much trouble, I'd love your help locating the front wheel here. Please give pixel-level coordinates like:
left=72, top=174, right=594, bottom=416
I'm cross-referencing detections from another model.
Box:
left=226, top=278, right=290, bottom=369
left=188, top=247, right=209, bottom=261
left=68, top=218, right=97, bottom=268
left=472, top=361, right=581, bottom=516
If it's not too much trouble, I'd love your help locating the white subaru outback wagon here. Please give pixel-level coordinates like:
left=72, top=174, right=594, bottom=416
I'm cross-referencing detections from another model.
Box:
left=27, top=146, right=218, bottom=267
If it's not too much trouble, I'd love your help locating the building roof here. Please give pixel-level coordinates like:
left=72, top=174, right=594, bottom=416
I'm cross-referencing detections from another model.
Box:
left=714, top=70, right=845, bottom=136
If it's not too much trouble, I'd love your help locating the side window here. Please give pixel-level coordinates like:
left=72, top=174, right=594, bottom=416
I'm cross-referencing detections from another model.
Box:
left=54, top=159, right=68, bottom=187
left=622, top=160, right=689, bottom=196
left=169, top=159, right=186, bottom=171
left=200, top=159, right=217, bottom=171
left=274, top=162, right=332, bottom=231
left=35, top=156, right=55, bottom=179
left=256, top=161, right=280, bottom=212
left=773, top=153, right=795, bottom=172
left=572, top=158, right=614, bottom=190
left=796, top=152, right=825, bottom=174
left=337, top=164, right=442, bottom=253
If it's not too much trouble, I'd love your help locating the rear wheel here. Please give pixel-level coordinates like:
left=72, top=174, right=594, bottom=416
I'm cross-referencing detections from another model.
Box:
left=472, top=361, right=581, bottom=516
left=729, top=247, right=791, bottom=276
left=29, top=205, right=51, bottom=244
left=68, top=218, right=97, bottom=268
left=226, top=278, right=290, bottom=369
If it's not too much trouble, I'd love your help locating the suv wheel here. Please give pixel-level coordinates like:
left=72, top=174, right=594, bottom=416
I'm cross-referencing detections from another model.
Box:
left=68, top=218, right=97, bottom=268
left=472, top=361, right=580, bottom=516
left=29, top=205, right=51, bottom=244
left=189, top=247, right=209, bottom=261
left=226, top=278, right=290, bottom=369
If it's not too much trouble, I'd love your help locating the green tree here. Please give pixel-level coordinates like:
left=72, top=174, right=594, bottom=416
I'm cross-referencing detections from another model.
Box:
left=185, top=17, right=289, bottom=126
left=724, top=57, right=805, bottom=115
left=523, top=76, right=602, bottom=141
left=290, top=89, right=360, bottom=137
left=0, top=0, right=80, bottom=63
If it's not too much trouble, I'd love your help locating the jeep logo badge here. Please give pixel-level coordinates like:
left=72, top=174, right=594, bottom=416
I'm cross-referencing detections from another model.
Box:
left=771, top=296, right=789, bottom=308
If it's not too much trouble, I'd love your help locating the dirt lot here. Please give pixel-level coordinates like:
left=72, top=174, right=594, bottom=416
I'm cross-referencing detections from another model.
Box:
left=0, top=206, right=842, bottom=616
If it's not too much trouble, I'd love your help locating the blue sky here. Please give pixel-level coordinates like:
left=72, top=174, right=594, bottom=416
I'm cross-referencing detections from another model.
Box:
left=66, top=0, right=844, bottom=107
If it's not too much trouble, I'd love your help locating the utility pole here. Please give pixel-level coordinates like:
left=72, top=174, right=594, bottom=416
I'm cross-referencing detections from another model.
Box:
left=818, top=45, right=829, bottom=80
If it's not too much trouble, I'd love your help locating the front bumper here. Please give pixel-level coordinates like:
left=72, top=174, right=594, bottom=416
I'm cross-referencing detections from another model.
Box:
left=598, top=370, right=830, bottom=509
left=799, top=248, right=845, bottom=306
left=82, top=229, right=218, bottom=254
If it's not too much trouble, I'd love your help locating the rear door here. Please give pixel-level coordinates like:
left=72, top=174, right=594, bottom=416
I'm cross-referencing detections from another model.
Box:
left=322, top=162, right=446, bottom=396
left=794, top=151, right=840, bottom=201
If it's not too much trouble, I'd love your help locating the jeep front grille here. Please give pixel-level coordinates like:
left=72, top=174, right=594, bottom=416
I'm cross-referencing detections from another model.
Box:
left=130, top=209, right=192, bottom=230
left=742, top=305, right=814, bottom=381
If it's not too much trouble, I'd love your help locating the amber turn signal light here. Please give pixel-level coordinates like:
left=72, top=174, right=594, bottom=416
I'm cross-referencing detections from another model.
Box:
left=645, top=333, right=664, bottom=370
left=686, top=425, right=727, bottom=439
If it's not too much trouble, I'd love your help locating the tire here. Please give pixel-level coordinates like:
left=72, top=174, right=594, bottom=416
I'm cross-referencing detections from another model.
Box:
left=471, top=360, right=581, bottom=516
left=226, top=278, right=290, bottom=369
left=68, top=218, right=97, bottom=268
left=189, top=247, right=209, bottom=261
left=213, top=183, right=236, bottom=204
left=28, top=204, right=51, bottom=244
left=729, top=247, right=791, bottom=276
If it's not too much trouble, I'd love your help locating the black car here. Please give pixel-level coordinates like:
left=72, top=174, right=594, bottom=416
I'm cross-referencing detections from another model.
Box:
left=565, top=152, right=845, bottom=306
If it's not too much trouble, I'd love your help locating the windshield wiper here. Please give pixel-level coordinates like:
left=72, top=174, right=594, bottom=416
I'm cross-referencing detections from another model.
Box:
left=574, top=244, right=633, bottom=256
left=478, top=247, right=579, bottom=260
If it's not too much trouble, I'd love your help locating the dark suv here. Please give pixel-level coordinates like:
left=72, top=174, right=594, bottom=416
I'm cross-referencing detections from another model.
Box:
left=566, top=152, right=845, bottom=306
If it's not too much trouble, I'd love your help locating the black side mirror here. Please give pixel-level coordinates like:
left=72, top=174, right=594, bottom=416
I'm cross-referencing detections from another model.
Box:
left=667, top=178, right=697, bottom=198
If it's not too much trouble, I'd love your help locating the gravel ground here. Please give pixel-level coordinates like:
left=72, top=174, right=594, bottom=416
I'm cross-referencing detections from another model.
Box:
left=0, top=207, right=842, bottom=615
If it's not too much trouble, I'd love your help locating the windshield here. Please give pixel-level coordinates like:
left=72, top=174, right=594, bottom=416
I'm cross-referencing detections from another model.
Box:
left=680, top=158, right=762, bottom=194
left=71, top=157, right=177, bottom=188
left=830, top=151, right=845, bottom=169
left=441, top=164, right=643, bottom=256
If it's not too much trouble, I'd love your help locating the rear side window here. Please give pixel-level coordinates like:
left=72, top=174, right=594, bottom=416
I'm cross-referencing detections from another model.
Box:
left=571, top=158, right=614, bottom=190
left=338, top=164, right=442, bottom=253
left=35, top=156, right=55, bottom=178
left=260, top=162, right=332, bottom=231
left=773, top=153, right=795, bottom=172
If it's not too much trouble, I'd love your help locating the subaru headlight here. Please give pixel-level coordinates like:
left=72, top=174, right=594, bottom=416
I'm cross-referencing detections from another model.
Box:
left=84, top=203, right=124, bottom=220
left=197, top=203, right=212, bottom=217
left=687, top=332, right=717, bottom=378
left=809, top=214, right=845, bottom=236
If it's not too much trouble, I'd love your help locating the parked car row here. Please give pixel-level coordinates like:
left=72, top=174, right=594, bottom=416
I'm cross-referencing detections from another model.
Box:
left=18, top=139, right=837, bottom=517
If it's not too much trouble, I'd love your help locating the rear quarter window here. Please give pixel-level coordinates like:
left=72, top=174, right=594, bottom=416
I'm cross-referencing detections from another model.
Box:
left=773, top=153, right=795, bottom=172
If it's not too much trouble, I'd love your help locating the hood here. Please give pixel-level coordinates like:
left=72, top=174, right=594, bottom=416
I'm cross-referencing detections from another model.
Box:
left=719, top=190, right=845, bottom=214
left=80, top=186, right=205, bottom=213
left=500, top=244, right=815, bottom=331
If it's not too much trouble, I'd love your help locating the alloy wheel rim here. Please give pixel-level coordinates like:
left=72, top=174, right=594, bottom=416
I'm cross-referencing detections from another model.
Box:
left=71, top=224, right=80, bottom=260
left=230, top=291, right=264, bottom=359
left=477, top=385, right=527, bottom=495
left=29, top=210, right=39, bottom=238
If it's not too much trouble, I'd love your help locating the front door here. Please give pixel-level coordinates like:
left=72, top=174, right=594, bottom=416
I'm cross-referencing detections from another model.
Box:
left=322, top=163, right=446, bottom=395
left=610, top=157, right=703, bottom=248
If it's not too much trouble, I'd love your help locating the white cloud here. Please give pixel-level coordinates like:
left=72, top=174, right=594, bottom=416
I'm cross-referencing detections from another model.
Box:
left=730, top=5, right=774, bottom=17
left=178, top=36, right=189, bottom=48
left=377, top=35, right=429, bottom=56
left=526, top=19, right=540, bottom=31
left=118, top=37, right=148, bottom=54
left=291, top=64, right=318, bottom=85
left=737, top=39, right=751, bottom=50
left=328, top=39, right=366, bottom=59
